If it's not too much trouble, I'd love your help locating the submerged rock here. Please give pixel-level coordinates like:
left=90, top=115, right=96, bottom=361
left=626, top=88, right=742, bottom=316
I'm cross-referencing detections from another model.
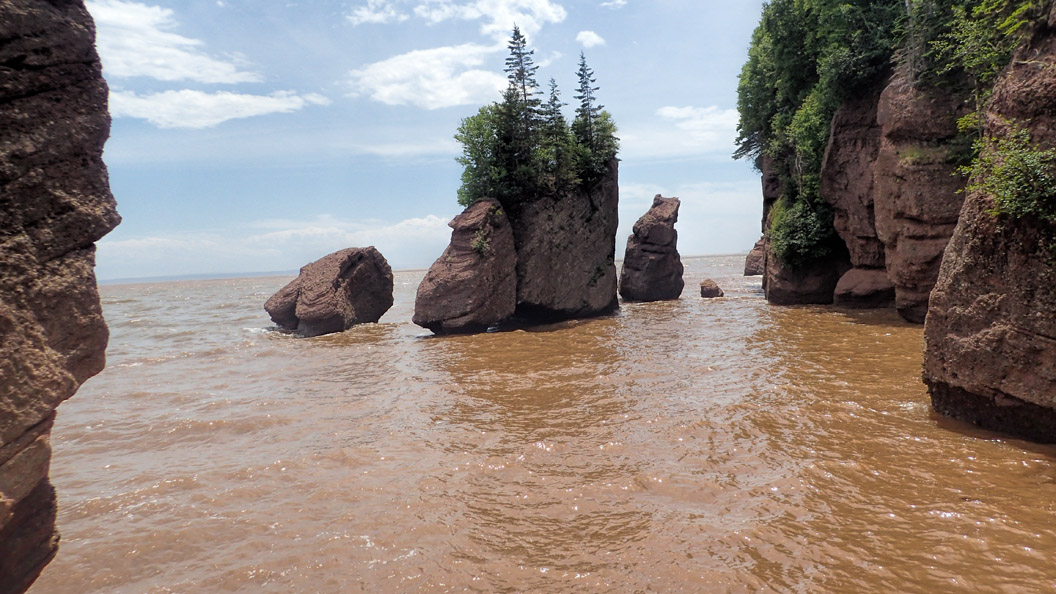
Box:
left=413, top=199, right=516, bottom=334
left=508, top=158, right=620, bottom=320
left=744, top=237, right=765, bottom=276
left=924, top=21, right=1056, bottom=442
left=699, top=279, right=724, bottom=299
left=266, top=247, right=393, bottom=337
left=619, top=195, right=685, bottom=302
left=0, top=1, right=121, bottom=591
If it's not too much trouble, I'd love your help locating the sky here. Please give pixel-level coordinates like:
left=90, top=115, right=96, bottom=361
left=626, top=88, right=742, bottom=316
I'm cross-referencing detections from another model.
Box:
left=86, top=0, right=767, bottom=280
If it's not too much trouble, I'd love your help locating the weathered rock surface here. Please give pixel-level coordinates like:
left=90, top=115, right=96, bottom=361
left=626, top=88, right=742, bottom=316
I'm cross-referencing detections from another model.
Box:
left=764, top=243, right=850, bottom=306
left=266, top=247, right=393, bottom=337
left=699, top=279, right=724, bottom=299
left=619, top=195, right=684, bottom=302
left=507, top=159, right=620, bottom=320
left=744, top=237, right=765, bottom=276
left=0, top=2, right=121, bottom=591
left=873, top=67, right=968, bottom=322
left=924, top=20, right=1056, bottom=442
left=821, top=91, right=887, bottom=270
left=413, top=199, right=516, bottom=334
left=833, top=268, right=895, bottom=309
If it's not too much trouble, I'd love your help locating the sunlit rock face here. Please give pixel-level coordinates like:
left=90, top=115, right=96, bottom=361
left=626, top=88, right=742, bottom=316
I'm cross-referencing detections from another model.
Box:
left=0, top=1, right=121, bottom=591
left=924, top=13, right=1056, bottom=443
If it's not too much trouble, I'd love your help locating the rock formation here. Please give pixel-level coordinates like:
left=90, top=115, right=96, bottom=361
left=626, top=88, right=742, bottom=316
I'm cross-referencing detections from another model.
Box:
left=506, top=158, right=620, bottom=321
left=619, top=195, right=684, bottom=302
left=699, top=279, right=724, bottom=299
left=924, top=13, right=1056, bottom=442
left=265, top=247, right=393, bottom=337
left=873, top=68, right=968, bottom=322
left=0, top=2, right=121, bottom=591
left=413, top=199, right=516, bottom=334
left=821, top=91, right=895, bottom=309
left=743, top=237, right=765, bottom=276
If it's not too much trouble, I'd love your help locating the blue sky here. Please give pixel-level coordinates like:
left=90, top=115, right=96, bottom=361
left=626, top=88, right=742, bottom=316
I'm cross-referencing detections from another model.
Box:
left=87, top=0, right=766, bottom=280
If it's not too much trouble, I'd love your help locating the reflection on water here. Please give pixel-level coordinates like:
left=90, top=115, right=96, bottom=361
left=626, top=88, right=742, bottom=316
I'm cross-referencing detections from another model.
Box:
left=31, top=256, right=1056, bottom=593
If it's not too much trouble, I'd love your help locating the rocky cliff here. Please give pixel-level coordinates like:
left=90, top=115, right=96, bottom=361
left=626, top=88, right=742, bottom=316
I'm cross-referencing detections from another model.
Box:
left=415, top=161, right=619, bottom=332
left=0, top=2, right=120, bottom=592
left=923, top=12, right=1056, bottom=442
left=872, top=68, right=968, bottom=322
left=820, top=91, right=895, bottom=309
left=503, top=159, right=620, bottom=321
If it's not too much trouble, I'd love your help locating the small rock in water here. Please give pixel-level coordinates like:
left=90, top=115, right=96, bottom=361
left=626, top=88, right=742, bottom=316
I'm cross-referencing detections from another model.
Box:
left=699, top=279, right=724, bottom=299
left=265, top=247, right=393, bottom=337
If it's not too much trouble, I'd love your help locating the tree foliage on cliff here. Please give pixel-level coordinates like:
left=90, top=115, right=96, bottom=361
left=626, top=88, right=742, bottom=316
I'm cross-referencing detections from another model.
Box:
left=736, top=0, right=903, bottom=267
left=962, top=124, right=1056, bottom=224
left=455, top=30, right=619, bottom=208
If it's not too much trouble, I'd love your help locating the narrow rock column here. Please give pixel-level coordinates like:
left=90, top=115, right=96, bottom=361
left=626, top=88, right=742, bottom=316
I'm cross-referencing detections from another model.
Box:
left=1, top=2, right=121, bottom=591
left=619, top=195, right=685, bottom=302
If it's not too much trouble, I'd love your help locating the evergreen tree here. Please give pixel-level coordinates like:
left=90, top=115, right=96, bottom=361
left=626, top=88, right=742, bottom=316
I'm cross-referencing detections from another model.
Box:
left=504, top=25, right=542, bottom=133
left=572, top=52, right=602, bottom=152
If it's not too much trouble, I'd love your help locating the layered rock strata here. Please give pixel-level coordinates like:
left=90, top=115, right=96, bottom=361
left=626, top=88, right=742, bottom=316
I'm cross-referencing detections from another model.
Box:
left=821, top=91, right=895, bottom=309
left=873, top=68, right=968, bottom=322
left=924, top=15, right=1056, bottom=442
left=0, top=2, right=121, bottom=591
left=413, top=199, right=516, bottom=334
left=619, top=195, right=684, bottom=302
left=743, top=237, right=765, bottom=276
left=266, top=247, right=393, bottom=337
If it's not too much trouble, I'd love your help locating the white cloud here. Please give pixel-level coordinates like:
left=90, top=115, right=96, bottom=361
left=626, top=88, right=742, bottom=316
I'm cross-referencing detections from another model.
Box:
left=600, top=0, right=626, bottom=8
left=576, top=30, right=605, bottom=48
left=413, top=0, right=567, bottom=41
left=348, top=43, right=506, bottom=109
left=109, top=90, right=331, bottom=128
left=348, top=0, right=410, bottom=25
left=96, top=215, right=456, bottom=279
left=86, top=0, right=260, bottom=83
left=620, top=105, right=740, bottom=161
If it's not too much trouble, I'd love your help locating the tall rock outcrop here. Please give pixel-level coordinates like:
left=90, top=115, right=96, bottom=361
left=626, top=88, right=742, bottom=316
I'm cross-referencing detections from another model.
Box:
left=873, top=67, right=969, bottom=322
left=506, top=159, right=620, bottom=321
left=265, top=247, right=394, bottom=337
left=924, top=14, right=1056, bottom=442
left=820, top=91, right=895, bottom=309
left=744, top=237, right=765, bottom=276
left=0, top=2, right=120, bottom=592
left=619, top=195, right=684, bottom=302
left=413, top=199, right=516, bottom=334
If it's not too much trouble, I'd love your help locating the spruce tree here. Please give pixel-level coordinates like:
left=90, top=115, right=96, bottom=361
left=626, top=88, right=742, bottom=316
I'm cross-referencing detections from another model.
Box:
left=573, top=52, right=602, bottom=152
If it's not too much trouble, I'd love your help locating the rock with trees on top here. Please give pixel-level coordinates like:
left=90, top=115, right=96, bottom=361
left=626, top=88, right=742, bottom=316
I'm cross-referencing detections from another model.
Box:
left=415, top=28, right=621, bottom=332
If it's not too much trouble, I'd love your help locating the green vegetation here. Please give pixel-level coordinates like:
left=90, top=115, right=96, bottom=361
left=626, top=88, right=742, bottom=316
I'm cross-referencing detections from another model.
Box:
left=735, top=0, right=903, bottom=267
left=471, top=228, right=491, bottom=255
left=961, top=124, right=1056, bottom=224
left=455, top=27, right=620, bottom=208
left=736, top=0, right=1049, bottom=267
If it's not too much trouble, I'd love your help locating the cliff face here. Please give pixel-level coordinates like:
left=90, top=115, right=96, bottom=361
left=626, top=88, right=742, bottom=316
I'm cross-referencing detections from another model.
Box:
left=873, top=67, right=968, bottom=322
left=923, top=13, right=1056, bottom=442
left=0, top=1, right=120, bottom=592
left=508, top=159, right=619, bottom=321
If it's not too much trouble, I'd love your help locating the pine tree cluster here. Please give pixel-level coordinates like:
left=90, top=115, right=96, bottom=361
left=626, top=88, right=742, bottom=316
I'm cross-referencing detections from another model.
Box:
left=455, top=26, right=620, bottom=208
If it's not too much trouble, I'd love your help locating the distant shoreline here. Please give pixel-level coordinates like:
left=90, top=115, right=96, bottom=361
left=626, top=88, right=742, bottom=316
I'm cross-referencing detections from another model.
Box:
left=98, top=253, right=750, bottom=286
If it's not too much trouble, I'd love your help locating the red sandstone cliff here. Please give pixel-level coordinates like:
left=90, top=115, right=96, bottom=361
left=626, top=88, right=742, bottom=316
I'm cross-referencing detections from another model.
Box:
left=0, top=2, right=119, bottom=592
left=923, top=10, right=1056, bottom=442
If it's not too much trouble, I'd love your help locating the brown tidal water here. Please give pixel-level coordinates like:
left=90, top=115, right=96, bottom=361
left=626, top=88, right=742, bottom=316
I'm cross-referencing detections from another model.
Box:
left=30, top=255, right=1056, bottom=593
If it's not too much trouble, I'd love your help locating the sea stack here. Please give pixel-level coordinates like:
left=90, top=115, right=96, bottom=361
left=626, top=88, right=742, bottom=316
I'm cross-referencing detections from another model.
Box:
left=413, top=199, right=517, bottom=334
left=265, top=247, right=394, bottom=337
left=923, top=18, right=1056, bottom=442
left=0, top=2, right=121, bottom=591
left=619, top=195, right=685, bottom=302
left=744, top=237, right=765, bottom=276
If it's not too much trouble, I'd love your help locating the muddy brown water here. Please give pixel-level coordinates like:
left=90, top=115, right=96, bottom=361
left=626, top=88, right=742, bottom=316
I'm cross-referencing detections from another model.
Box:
left=30, top=256, right=1056, bottom=593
